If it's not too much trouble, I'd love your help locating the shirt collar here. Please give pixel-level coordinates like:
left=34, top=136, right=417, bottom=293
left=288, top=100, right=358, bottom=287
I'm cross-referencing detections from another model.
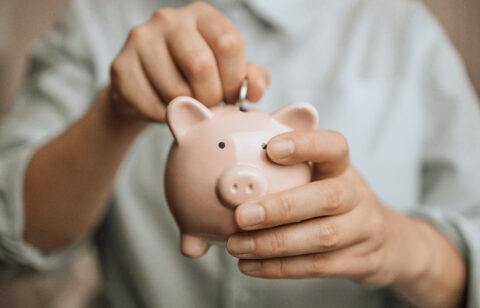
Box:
left=203, top=0, right=328, bottom=34
left=242, top=0, right=330, bottom=34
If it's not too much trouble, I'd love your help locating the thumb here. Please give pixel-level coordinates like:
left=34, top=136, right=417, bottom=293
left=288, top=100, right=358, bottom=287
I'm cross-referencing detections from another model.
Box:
left=267, top=130, right=350, bottom=178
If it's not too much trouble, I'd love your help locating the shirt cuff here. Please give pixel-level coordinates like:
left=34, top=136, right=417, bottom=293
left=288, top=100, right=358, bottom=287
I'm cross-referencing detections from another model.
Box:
left=0, top=143, right=86, bottom=278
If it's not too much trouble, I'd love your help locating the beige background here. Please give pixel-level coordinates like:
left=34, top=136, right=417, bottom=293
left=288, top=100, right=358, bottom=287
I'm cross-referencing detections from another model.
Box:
left=0, top=0, right=478, bottom=307
left=423, top=0, right=480, bottom=96
left=0, top=0, right=68, bottom=114
left=0, top=0, right=479, bottom=113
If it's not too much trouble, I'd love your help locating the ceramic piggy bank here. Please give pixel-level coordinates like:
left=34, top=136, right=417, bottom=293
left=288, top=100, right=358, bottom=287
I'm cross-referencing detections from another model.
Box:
left=164, top=96, right=318, bottom=257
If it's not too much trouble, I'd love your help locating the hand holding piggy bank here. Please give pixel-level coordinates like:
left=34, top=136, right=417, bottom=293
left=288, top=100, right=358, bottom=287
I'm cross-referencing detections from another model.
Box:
left=164, top=97, right=318, bottom=257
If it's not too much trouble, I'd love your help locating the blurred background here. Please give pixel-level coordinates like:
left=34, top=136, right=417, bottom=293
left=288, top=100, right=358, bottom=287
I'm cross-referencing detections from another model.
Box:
left=0, top=0, right=478, bottom=307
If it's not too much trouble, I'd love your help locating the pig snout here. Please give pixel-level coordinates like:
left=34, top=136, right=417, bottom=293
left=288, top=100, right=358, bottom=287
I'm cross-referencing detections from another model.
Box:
left=216, top=165, right=268, bottom=208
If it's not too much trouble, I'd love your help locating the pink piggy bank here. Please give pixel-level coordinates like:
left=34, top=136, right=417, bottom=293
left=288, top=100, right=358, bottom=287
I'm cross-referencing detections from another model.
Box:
left=164, top=97, right=318, bottom=257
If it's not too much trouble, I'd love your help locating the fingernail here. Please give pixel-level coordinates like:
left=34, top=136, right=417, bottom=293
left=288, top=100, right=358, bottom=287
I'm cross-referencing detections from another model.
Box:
left=237, top=203, right=265, bottom=228
left=239, top=261, right=261, bottom=273
left=228, top=236, right=255, bottom=254
left=269, top=139, right=294, bottom=160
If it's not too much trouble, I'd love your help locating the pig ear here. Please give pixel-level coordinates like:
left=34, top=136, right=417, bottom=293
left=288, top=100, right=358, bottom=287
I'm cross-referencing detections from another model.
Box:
left=271, top=102, right=318, bottom=130
left=166, top=96, right=214, bottom=143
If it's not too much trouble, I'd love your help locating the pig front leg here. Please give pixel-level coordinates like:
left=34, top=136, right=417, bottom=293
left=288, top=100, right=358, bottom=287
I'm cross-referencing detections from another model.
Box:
left=180, top=233, right=210, bottom=257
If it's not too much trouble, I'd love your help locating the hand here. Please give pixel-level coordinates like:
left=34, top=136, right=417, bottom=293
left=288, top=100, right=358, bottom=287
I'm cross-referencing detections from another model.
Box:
left=108, top=2, right=269, bottom=123
left=227, top=130, right=401, bottom=285
left=226, top=130, right=466, bottom=306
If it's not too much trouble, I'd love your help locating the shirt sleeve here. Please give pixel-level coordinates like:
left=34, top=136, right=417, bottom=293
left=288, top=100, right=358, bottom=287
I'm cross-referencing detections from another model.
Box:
left=0, top=2, right=97, bottom=276
left=407, top=4, right=480, bottom=307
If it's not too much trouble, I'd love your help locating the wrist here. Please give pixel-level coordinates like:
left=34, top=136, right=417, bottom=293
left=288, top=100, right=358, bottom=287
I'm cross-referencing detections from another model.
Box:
left=389, top=213, right=467, bottom=307
left=390, top=213, right=433, bottom=286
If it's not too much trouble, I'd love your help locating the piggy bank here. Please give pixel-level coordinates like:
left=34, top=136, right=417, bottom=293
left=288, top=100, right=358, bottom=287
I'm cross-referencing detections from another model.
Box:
left=164, top=96, right=318, bottom=257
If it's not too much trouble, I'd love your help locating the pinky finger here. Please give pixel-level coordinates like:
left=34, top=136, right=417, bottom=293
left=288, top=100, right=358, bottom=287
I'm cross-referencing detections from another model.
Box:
left=111, top=50, right=165, bottom=122
left=245, top=63, right=270, bottom=103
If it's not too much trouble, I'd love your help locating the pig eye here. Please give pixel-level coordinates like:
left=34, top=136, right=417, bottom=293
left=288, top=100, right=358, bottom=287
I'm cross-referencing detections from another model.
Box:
left=218, top=141, right=226, bottom=149
left=261, top=143, right=267, bottom=150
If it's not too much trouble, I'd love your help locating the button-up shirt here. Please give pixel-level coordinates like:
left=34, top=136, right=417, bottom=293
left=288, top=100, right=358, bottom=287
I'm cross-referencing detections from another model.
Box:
left=1, top=0, right=480, bottom=307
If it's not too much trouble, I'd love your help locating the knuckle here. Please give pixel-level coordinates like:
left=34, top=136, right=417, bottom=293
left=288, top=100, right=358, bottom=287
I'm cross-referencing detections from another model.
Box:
left=152, top=8, right=175, bottom=23
left=360, top=187, right=376, bottom=204
left=214, top=31, right=244, bottom=55
left=271, top=258, right=286, bottom=277
left=185, top=53, right=214, bottom=79
left=110, top=58, right=124, bottom=79
left=141, top=101, right=165, bottom=121
left=110, top=58, right=130, bottom=86
left=188, top=1, right=211, bottom=11
left=277, top=258, right=287, bottom=276
left=355, top=274, right=378, bottom=287
left=313, top=221, right=339, bottom=251
left=268, top=231, right=286, bottom=255
left=371, top=212, right=387, bottom=234
left=201, top=90, right=223, bottom=107
left=332, top=131, right=349, bottom=158
left=310, top=254, right=328, bottom=275
left=361, top=253, right=382, bottom=281
left=270, top=194, right=294, bottom=222
left=128, top=25, right=149, bottom=42
left=358, top=261, right=391, bottom=287
left=373, top=218, right=388, bottom=247
left=323, top=181, right=344, bottom=212
left=164, top=84, right=192, bottom=102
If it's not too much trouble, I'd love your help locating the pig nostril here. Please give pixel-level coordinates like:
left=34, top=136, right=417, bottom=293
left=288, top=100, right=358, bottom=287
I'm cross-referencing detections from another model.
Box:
left=217, top=166, right=268, bottom=208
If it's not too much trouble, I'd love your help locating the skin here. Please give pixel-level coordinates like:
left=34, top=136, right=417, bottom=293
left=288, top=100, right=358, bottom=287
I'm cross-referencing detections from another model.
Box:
left=24, top=2, right=269, bottom=249
left=227, top=131, right=467, bottom=307
left=23, top=2, right=466, bottom=307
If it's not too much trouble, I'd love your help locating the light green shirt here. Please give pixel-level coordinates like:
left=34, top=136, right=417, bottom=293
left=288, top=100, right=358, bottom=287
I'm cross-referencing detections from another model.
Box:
left=1, top=0, right=480, bottom=307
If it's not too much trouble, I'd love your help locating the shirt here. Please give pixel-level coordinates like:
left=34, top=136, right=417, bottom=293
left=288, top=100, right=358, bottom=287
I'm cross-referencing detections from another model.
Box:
left=1, top=0, right=480, bottom=307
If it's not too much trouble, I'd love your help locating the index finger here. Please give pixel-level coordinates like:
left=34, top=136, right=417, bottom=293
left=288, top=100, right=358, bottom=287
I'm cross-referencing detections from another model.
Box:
left=267, top=130, right=350, bottom=179
left=195, top=5, right=246, bottom=104
left=234, top=172, right=356, bottom=231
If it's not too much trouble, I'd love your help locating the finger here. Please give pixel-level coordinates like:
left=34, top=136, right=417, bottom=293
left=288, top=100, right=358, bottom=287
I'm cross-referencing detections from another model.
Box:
left=136, top=31, right=192, bottom=103
left=110, top=44, right=165, bottom=121
left=267, top=130, right=349, bottom=178
left=235, top=177, right=355, bottom=230
left=245, top=63, right=270, bottom=102
left=197, top=10, right=246, bottom=104
left=237, top=249, right=373, bottom=279
left=228, top=212, right=368, bottom=259
left=166, top=28, right=222, bottom=107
